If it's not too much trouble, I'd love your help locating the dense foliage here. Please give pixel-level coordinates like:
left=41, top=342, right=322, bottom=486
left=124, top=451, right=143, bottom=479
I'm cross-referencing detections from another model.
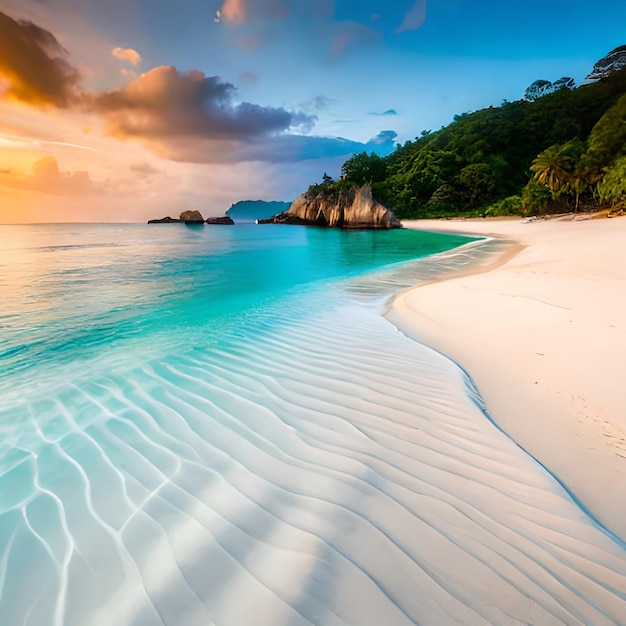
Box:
left=308, top=67, right=626, bottom=218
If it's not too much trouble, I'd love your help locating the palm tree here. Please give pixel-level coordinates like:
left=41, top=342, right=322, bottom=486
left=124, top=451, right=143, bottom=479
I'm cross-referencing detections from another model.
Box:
left=530, top=139, right=585, bottom=210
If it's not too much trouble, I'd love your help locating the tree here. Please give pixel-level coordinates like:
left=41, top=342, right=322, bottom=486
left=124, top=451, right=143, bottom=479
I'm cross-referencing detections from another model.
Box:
left=530, top=139, right=585, bottom=209
left=341, top=152, right=386, bottom=185
left=530, top=144, right=572, bottom=198
left=454, top=163, right=498, bottom=210
left=597, top=156, right=626, bottom=208
left=582, top=93, right=626, bottom=178
left=306, top=172, right=337, bottom=198
left=522, top=178, right=551, bottom=215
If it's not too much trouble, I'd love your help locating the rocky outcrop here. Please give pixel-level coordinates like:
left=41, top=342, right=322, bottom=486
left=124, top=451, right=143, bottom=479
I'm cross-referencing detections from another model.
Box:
left=585, top=46, right=626, bottom=83
left=206, top=216, right=235, bottom=225
left=148, top=216, right=181, bottom=224
left=259, top=185, right=401, bottom=229
left=180, top=210, right=204, bottom=224
left=523, top=77, right=575, bottom=101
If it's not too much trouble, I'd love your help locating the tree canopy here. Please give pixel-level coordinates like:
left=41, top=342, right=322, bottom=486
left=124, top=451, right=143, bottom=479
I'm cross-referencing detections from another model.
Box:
left=319, top=66, right=626, bottom=218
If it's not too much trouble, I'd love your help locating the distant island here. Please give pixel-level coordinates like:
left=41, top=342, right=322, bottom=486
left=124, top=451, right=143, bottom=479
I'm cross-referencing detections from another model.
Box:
left=149, top=202, right=292, bottom=225
left=226, top=200, right=292, bottom=223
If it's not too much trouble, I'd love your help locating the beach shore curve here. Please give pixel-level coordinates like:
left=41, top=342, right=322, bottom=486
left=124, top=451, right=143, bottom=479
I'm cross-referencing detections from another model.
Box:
left=386, top=216, right=626, bottom=542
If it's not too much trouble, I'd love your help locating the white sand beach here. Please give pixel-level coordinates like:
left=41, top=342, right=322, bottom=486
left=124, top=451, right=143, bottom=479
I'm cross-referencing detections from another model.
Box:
left=389, top=216, right=626, bottom=542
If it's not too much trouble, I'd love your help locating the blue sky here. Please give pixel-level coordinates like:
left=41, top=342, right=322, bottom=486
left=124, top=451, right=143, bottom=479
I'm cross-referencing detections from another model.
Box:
left=1, top=0, right=625, bottom=221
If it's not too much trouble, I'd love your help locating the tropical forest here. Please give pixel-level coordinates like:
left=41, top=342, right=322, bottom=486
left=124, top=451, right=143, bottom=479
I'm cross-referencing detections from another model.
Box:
left=309, top=64, right=626, bottom=218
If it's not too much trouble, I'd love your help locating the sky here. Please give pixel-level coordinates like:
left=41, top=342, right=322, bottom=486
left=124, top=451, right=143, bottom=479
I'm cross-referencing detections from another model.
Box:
left=1, top=0, right=626, bottom=223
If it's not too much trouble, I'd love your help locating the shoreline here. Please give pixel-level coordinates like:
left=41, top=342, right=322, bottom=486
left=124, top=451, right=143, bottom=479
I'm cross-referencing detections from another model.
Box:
left=386, top=216, right=626, bottom=542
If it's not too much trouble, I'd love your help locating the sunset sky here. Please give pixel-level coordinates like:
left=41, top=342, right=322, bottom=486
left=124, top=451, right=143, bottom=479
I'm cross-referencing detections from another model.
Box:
left=1, top=0, right=625, bottom=223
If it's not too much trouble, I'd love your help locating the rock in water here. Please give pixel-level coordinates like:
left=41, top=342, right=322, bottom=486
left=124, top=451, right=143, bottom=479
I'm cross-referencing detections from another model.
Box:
left=585, top=45, right=626, bottom=83
left=147, top=216, right=181, bottom=224
left=206, top=216, right=235, bottom=225
left=260, top=185, right=401, bottom=229
left=179, top=210, right=205, bottom=223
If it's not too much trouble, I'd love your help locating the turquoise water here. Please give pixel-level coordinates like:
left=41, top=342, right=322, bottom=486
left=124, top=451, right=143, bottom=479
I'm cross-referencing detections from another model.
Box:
left=1, top=223, right=625, bottom=626
left=0, top=224, right=471, bottom=387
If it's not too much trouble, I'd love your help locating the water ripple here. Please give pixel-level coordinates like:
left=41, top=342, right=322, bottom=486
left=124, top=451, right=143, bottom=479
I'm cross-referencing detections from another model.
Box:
left=1, top=233, right=625, bottom=625
left=1, top=295, right=625, bottom=625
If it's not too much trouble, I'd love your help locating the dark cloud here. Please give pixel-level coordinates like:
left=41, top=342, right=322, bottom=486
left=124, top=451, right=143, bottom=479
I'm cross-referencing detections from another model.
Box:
left=370, top=109, right=398, bottom=116
left=144, top=128, right=398, bottom=164
left=0, top=10, right=81, bottom=107
left=365, top=130, right=398, bottom=147
left=94, top=66, right=315, bottom=142
left=0, top=11, right=395, bottom=167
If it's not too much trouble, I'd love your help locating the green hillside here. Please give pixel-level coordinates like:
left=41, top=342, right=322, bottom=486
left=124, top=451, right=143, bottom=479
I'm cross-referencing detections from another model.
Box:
left=315, top=66, right=626, bottom=218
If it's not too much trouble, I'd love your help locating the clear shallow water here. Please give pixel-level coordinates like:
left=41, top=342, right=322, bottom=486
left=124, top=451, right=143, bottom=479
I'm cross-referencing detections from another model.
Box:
left=0, top=224, right=625, bottom=626
left=0, top=224, right=471, bottom=387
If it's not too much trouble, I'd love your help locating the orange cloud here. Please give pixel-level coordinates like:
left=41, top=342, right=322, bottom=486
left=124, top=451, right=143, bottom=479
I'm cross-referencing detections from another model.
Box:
left=0, top=155, right=95, bottom=196
left=221, top=0, right=248, bottom=23
left=0, top=11, right=81, bottom=108
left=93, top=66, right=314, bottom=156
left=112, top=47, right=142, bottom=66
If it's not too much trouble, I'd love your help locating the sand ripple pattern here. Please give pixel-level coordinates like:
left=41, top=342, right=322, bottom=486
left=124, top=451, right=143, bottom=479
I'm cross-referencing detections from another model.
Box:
left=1, top=293, right=625, bottom=626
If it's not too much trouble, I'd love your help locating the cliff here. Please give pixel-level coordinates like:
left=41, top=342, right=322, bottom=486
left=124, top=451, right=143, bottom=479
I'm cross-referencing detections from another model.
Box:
left=260, top=186, right=401, bottom=229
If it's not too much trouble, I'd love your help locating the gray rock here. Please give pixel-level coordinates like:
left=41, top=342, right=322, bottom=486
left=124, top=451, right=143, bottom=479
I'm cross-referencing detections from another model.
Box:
left=523, top=77, right=575, bottom=101
left=585, top=45, right=626, bottom=83
left=259, top=185, right=401, bottom=229
left=206, top=216, right=235, bottom=225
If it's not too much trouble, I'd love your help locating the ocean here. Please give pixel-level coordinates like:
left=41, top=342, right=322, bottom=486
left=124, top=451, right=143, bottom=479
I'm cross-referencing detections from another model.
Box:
left=0, top=223, right=624, bottom=626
